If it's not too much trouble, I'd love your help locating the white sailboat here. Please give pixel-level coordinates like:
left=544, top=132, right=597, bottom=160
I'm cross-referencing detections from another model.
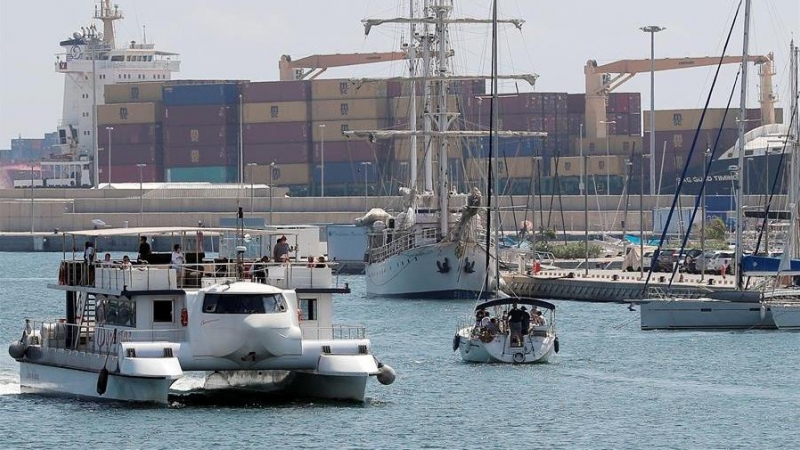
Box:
left=453, top=0, right=558, bottom=364
left=348, top=0, right=541, bottom=298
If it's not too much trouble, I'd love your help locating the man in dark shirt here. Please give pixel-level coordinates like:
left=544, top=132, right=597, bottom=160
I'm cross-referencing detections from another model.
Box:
left=520, top=306, right=531, bottom=336
left=138, top=236, right=151, bottom=262
left=507, top=304, right=524, bottom=346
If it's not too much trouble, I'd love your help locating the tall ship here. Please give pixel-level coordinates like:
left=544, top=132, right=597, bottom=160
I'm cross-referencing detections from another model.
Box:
left=346, top=1, right=541, bottom=298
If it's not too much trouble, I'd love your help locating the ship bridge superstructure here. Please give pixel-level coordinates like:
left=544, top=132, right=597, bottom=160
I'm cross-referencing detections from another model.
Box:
left=53, top=0, right=180, bottom=175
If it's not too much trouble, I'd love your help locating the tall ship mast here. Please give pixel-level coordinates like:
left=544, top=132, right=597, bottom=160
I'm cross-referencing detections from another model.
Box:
left=53, top=0, right=180, bottom=187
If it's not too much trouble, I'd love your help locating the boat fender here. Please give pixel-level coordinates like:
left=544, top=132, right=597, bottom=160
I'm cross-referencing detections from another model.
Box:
left=452, top=334, right=460, bottom=352
left=512, top=352, right=525, bottom=363
left=760, top=304, right=766, bottom=321
left=96, top=367, right=109, bottom=395
left=437, top=258, right=451, bottom=274
left=376, top=363, right=396, bottom=385
left=554, top=336, right=560, bottom=354
left=8, top=342, right=27, bottom=359
left=180, top=307, right=188, bottom=327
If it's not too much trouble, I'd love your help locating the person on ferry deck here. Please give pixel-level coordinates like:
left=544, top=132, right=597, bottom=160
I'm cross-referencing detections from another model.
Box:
left=171, top=244, right=185, bottom=284
left=83, top=241, right=95, bottom=264
left=273, top=236, right=290, bottom=262
left=138, top=236, right=151, bottom=262
left=253, top=256, right=269, bottom=283
left=121, top=255, right=132, bottom=269
left=315, top=256, right=327, bottom=268
left=306, top=256, right=315, bottom=267
left=102, top=253, right=113, bottom=267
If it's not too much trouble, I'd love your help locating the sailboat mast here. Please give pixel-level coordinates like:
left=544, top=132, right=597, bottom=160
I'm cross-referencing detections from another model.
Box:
left=491, top=0, right=500, bottom=292
left=408, top=1, right=418, bottom=189
left=422, top=1, right=434, bottom=192
left=734, top=0, right=751, bottom=290
left=789, top=41, right=800, bottom=261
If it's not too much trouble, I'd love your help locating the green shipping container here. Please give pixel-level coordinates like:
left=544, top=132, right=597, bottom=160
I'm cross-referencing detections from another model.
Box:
left=165, top=166, right=234, bottom=183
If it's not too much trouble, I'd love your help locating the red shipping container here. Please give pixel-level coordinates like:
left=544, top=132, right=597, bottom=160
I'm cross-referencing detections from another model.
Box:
left=164, top=104, right=239, bottom=126
left=240, top=81, right=311, bottom=103
left=100, top=164, right=163, bottom=183
left=98, top=123, right=162, bottom=147
left=164, top=144, right=235, bottom=167
left=244, top=142, right=310, bottom=165
left=164, top=125, right=236, bottom=147
left=555, top=93, right=568, bottom=114
left=97, top=143, right=163, bottom=167
left=567, top=94, right=585, bottom=114
left=244, top=122, right=310, bottom=144
left=313, top=140, right=381, bottom=163
left=629, top=93, right=642, bottom=114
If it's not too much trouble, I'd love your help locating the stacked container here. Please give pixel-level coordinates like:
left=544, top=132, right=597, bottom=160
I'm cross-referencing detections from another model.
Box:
left=162, top=83, right=240, bottom=183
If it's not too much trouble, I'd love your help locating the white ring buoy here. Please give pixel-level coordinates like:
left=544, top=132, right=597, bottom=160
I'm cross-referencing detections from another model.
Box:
left=513, top=352, right=525, bottom=363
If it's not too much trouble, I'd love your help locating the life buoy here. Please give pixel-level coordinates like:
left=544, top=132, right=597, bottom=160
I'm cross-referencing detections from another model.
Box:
left=180, top=308, right=188, bottom=327
left=512, top=352, right=525, bottom=363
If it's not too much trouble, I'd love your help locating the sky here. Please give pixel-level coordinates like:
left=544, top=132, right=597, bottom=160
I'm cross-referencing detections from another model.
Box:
left=0, top=0, right=798, bottom=147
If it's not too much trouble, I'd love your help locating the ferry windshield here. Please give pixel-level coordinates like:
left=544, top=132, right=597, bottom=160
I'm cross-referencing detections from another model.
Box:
left=202, top=293, right=286, bottom=315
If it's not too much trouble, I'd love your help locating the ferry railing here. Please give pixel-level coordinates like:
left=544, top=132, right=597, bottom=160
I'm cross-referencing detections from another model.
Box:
left=368, top=227, right=440, bottom=263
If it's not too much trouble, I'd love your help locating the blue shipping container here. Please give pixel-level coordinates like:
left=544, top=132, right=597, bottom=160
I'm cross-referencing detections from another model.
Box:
left=163, top=84, right=241, bottom=106
left=314, top=161, right=379, bottom=184
left=165, top=166, right=234, bottom=183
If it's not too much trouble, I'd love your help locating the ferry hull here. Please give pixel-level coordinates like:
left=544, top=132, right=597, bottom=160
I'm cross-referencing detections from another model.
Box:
left=365, top=241, right=492, bottom=298
left=19, top=361, right=177, bottom=404
left=640, top=299, right=776, bottom=330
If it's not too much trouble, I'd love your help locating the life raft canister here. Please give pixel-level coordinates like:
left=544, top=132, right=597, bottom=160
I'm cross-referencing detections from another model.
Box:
left=180, top=308, right=188, bottom=327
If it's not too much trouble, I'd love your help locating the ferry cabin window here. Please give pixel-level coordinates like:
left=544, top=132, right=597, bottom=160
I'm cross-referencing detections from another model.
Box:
left=153, top=300, right=173, bottom=323
left=104, top=298, right=136, bottom=327
left=298, top=298, right=317, bottom=321
left=111, top=55, right=124, bottom=62
left=202, top=293, right=287, bottom=314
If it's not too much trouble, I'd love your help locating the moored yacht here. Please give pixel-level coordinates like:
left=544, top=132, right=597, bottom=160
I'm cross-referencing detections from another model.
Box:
left=8, top=227, right=395, bottom=404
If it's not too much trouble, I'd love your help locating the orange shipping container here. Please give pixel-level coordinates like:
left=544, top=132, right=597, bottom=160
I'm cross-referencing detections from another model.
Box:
left=311, top=79, right=388, bottom=100
left=251, top=163, right=309, bottom=185
left=390, top=96, right=459, bottom=120
left=104, top=82, right=166, bottom=104
left=244, top=102, right=308, bottom=123
left=98, top=102, right=162, bottom=125
left=312, top=119, right=388, bottom=142
left=310, top=99, right=389, bottom=120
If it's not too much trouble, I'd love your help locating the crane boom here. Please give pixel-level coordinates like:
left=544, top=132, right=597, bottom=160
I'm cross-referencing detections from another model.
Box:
left=279, top=52, right=408, bottom=81
left=584, top=53, right=775, bottom=139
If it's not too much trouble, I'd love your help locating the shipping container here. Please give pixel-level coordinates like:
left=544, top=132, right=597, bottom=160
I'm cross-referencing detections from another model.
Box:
left=164, top=125, right=236, bottom=147
left=244, top=142, right=310, bottom=165
left=567, top=113, right=584, bottom=136
left=464, top=93, right=548, bottom=119
left=244, top=122, right=310, bottom=144
left=240, top=80, right=311, bottom=103
left=165, top=166, right=233, bottom=183
left=550, top=155, right=626, bottom=177
left=251, top=163, right=309, bottom=185
left=463, top=136, right=543, bottom=159
left=313, top=140, right=383, bottom=163
left=100, top=164, right=162, bottom=183
left=311, top=79, right=388, bottom=100
left=311, top=98, right=389, bottom=120
left=313, top=161, right=378, bottom=184
left=163, top=145, right=236, bottom=168
left=164, top=104, right=239, bottom=126
left=567, top=94, right=585, bottom=114
left=387, top=80, right=403, bottom=98
left=644, top=108, right=769, bottom=132
left=163, top=83, right=240, bottom=106
left=630, top=114, right=642, bottom=136
left=97, top=123, right=162, bottom=147
left=105, top=82, right=166, bottom=104
left=555, top=93, right=568, bottom=114
left=96, top=143, right=163, bottom=167
left=98, top=102, right=163, bottom=125
left=311, top=119, right=389, bottom=142
left=646, top=128, right=740, bottom=168
left=391, top=96, right=459, bottom=122
left=244, top=101, right=308, bottom=123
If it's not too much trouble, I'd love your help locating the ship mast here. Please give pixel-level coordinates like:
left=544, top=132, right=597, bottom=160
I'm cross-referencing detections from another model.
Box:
left=407, top=1, right=418, bottom=189
left=95, top=0, right=124, bottom=48
left=734, top=0, right=751, bottom=290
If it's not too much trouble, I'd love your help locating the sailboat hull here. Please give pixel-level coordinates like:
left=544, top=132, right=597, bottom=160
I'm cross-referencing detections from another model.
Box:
left=640, top=299, right=776, bottom=330
left=365, top=241, right=492, bottom=298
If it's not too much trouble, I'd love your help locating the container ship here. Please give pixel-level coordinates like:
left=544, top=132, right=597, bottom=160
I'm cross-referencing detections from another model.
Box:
left=2, top=1, right=790, bottom=198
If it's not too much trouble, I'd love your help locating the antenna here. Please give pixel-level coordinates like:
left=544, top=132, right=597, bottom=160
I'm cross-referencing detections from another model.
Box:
left=142, top=25, right=147, bottom=44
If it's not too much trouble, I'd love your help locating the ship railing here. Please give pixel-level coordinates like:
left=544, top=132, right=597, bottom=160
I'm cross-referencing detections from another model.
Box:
left=299, top=325, right=367, bottom=340
left=368, top=227, right=440, bottom=263
left=644, top=286, right=707, bottom=300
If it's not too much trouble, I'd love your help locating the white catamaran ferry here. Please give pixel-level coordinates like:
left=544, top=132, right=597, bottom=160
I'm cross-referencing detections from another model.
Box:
left=8, top=227, right=395, bottom=403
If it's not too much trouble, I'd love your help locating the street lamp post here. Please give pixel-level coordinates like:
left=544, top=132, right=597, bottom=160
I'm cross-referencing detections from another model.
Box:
left=247, top=163, right=257, bottom=214
left=319, top=124, right=325, bottom=197
left=361, top=162, right=372, bottom=211
left=269, top=162, right=276, bottom=225
left=641, top=25, right=665, bottom=195
left=105, top=126, right=114, bottom=185
left=136, top=163, right=146, bottom=226
left=599, top=120, right=615, bottom=194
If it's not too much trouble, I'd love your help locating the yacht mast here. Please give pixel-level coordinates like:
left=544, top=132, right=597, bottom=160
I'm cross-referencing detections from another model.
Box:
left=787, top=41, right=800, bottom=262
left=490, top=0, right=500, bottom=293
left=734, top=0, right=751, bottom=290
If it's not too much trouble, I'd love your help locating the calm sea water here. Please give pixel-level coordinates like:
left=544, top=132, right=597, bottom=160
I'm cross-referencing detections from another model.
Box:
left=0, top=251, right=798, bottom=449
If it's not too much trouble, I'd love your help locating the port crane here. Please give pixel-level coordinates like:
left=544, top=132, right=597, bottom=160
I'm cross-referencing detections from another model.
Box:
left=279, top=52, right=409, bottom=81
left=584, top=53, right=775, bottom=139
